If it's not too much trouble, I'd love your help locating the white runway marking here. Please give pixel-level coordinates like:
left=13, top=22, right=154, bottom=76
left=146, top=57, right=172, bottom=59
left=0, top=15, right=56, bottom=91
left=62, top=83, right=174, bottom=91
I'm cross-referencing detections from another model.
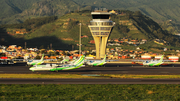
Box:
left=160, top=72, right=169, bottom=73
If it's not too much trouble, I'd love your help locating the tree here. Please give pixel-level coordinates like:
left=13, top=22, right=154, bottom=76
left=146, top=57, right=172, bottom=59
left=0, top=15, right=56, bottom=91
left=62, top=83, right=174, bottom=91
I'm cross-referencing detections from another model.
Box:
left=35, top=55, right=41, bottom=59
left=39, top=45, right=44, bottom=49
left=40, top=49, right=47, bottom=54
left=55, top=51, right=59, bottom=55
left=134, top=11, right=142, bottom=17
left=0, top=53, right=6, bottom=57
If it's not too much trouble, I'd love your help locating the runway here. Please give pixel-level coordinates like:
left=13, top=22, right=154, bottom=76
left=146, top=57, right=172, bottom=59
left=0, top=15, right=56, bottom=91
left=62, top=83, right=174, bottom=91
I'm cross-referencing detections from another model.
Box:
left=1, top=78, right=180, bottom=84
left=1, top=63, right=180, bottom=84
left=0, top=63, right=180, bottom=74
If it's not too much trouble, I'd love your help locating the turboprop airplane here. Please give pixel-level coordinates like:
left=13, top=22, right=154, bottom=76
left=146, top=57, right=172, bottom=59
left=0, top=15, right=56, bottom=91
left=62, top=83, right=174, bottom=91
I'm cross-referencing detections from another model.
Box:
left=50, top=55, right=85, bottom=71
left=0, top=58, right=14, bottom=64
left=29, top=55, right=85, bottom=72
left=29, top=63, right=57, bottom=72
left=132, top=55, right=170, bottom=66
left=27, top=54, right=44, bottom=66
left=85, top=55, right=106, bottom=66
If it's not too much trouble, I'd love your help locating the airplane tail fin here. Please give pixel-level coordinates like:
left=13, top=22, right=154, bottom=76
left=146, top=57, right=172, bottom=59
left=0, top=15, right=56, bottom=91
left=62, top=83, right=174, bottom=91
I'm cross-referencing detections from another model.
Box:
left=103, top=55, right=106, bottom=62
left=61, top=55, right=85, bottom=70
left=159, top=55, right=164, bottom=62
left=40, top=54, right=44, bottom=61
left=73, top=55, right=85, bottom=66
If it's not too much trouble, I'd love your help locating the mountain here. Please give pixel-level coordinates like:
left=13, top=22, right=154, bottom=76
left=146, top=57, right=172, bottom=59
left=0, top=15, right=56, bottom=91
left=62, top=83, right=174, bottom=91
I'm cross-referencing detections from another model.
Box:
left=1, top=0, right=180, bottom=24
left=0, top=0, right=81, bottom=24
left=74, top=0, right=180, bottom=22
left=1, top=0, right=180, bottom=35
left=1, top=10, right=180, bottom=51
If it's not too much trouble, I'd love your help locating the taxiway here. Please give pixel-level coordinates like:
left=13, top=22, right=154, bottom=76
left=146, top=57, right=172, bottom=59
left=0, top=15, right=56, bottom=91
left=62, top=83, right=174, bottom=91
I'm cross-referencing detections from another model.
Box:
left=0, top=63, right=180, bottom=74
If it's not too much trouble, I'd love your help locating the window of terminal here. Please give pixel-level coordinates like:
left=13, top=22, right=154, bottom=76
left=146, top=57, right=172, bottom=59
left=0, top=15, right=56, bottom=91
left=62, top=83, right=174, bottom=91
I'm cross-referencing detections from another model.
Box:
left=92, top=15, right=110, bottom=19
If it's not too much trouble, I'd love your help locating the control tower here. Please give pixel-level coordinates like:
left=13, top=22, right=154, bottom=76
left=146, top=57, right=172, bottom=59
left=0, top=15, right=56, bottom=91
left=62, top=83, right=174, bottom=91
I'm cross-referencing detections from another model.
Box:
left=88, top=9, right=114, bottom=59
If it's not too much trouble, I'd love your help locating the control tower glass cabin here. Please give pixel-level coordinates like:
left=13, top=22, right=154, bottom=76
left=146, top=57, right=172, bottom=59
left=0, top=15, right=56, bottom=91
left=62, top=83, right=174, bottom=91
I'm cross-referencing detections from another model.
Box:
left=88, top=11, right=114, bottom=59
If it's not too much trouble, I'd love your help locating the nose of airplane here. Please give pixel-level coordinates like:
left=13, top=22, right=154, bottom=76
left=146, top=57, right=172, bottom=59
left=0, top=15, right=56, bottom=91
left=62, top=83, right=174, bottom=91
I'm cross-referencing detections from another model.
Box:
left=29, top=67, right=33, bottom=70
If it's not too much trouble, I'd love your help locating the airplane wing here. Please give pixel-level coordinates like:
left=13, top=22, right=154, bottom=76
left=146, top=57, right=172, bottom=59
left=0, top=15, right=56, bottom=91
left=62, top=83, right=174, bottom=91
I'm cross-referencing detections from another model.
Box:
left=106, top=60, right=119, bottom=62
left=43, top=59, right=58, bottom=61
left=162, top=60, right=172, bottom=62
left=132, top=60, right=147, bottom=62
left=12, top=59, right=26, bottom=62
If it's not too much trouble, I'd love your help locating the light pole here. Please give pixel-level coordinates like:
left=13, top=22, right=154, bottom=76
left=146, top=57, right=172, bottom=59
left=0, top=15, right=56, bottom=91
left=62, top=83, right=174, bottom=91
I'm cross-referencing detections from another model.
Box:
left=25, top=42, right=26, bottom=50
left=79, top=23, right=81, bottom=55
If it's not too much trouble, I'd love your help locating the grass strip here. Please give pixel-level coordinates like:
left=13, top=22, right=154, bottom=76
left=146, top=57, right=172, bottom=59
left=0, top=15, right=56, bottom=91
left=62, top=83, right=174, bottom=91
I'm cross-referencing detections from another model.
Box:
left=102, top=74, right=180, bottom=79
left=1, top=84, right=180, bottom=100
left=1, top=74, right=180, bottom=79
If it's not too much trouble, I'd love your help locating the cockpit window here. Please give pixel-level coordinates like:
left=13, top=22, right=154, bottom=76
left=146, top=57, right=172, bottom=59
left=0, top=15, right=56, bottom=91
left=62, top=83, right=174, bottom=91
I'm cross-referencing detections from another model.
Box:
left=28, top=60, right=33, bottom=62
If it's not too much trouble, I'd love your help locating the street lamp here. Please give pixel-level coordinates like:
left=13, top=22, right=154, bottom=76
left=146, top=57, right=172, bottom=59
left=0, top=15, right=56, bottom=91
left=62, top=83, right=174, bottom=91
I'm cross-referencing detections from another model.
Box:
left=79, top=23, right=81, bottom=55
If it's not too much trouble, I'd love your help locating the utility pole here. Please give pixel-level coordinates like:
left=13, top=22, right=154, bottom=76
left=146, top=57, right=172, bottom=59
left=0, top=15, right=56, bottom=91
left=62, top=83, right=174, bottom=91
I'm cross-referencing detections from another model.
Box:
left=79, top=23, right=81, bottom=55
left=72, top=45, right=74, bottom=51
left=25, top=42, right=26, bottom=49
left=50, top=43, right=52, bottom=50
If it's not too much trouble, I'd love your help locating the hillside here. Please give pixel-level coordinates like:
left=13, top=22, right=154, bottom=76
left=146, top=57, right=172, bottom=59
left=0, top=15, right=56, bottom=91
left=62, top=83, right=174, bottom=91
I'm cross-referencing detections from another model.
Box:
left=1, top=0, right=180, bottom=35
left=0, top=0, right=81, bottom=24
left=74, top=0, right=180, bottom=22
left=1, top=0, right=180, bottom=24
left=0, top=10, right=180, bottom=51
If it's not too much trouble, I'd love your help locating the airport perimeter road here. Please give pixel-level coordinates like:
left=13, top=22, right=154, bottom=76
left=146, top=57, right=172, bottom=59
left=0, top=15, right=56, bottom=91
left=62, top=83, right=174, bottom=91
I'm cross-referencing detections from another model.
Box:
left=1, top=63, right=180, bottom=74
left=1, top=78, right=180, bottom=84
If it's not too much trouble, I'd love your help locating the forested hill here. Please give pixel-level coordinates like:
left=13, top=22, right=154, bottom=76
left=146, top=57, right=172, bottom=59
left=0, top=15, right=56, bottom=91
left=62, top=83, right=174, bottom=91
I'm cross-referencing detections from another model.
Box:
left=0, top=0, right=80, bottom=24
left=0, top=0, right=180, bottom=25
left=0, top=10, right=180, bottom=50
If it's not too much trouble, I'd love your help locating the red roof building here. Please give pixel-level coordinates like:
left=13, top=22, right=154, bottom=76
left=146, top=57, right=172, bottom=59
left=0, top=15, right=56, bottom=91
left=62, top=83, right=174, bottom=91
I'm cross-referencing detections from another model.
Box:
left=89, top=40, right=95, bottom=44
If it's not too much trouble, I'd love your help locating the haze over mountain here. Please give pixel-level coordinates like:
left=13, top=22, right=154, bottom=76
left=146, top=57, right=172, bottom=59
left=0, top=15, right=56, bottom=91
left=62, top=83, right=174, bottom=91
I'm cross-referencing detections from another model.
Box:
left=74, top=0, right=180, bottom=22
left=0, top=0, right=180, bottom=25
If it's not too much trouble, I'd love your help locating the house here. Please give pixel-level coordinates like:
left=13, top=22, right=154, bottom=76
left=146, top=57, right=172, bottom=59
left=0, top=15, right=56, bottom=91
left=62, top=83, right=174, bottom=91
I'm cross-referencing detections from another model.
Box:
left=109, top=10, right=117, bottom=15
left=81, top=35, right=88, bottom=38
left=89, top=40, right=95, bottom=44
left=114, top=39, right=119, bottom=43
left=114, top=43, right=121, bottom=46
left=106, top=48, right=110, bottom=53
left=136, top=47, right=141, bottom=50
left=124, top=39, right=128, bottom=42
left=141, top=55, right=151, bottom=59
left=110, top=48, right=115, bottom=52
left=27, top=48, right=38, bottom=51
left=15, top=29, right=27, bottom=34
left=142, top=39, right=147, bottom=42
left=131, top=40, right=138, bottom=42
left=168, top=56, right=179, bottom=62
left=107, top=43, right=114, bottom=46
left=0, top=49, right=6, bottom=53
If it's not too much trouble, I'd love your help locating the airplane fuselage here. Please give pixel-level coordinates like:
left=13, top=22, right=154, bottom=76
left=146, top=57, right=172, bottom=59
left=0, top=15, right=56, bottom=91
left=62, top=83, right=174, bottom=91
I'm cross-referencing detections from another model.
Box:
left=27, top=60, right=44, bottom=65
left=143, top=61, right=163, bottom=66
left=29, top=64, right=57, bottom=71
